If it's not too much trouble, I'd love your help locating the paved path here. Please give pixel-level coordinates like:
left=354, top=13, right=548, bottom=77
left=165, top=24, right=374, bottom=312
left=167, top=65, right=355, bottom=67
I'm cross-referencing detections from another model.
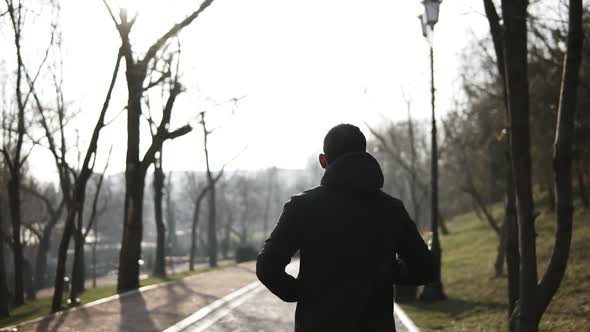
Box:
left=184, top=286, right=410, bottom=332
left=10, top=262, right=258, bottom=332
left=8, top=261, right=415, bottom=332
left=177, top=263, right=411, bottom=332
left=35, top=259, right=232, bottom=299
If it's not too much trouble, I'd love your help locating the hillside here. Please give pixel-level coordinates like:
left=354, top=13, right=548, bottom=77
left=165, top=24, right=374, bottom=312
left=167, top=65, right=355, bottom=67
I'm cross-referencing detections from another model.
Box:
left=402, top=205, right=590, bottom=331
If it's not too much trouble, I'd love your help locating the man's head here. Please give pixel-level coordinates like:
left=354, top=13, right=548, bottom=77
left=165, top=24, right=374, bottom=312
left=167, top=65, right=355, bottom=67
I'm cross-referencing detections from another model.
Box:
left=319, top=124, right=367, bottom=169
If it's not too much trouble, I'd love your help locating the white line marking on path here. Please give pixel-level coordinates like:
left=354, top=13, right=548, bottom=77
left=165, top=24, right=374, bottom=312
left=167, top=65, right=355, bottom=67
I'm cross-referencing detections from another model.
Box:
left=163, top=281, right=263, bottom=332
left=394, top=303, right=421, bottom=332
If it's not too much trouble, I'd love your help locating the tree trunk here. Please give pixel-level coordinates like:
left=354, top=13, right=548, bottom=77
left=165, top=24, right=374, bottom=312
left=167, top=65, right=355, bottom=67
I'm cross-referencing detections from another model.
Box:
left=502, top=0, right=538, bottom=332
left=546, top=180, right=556, bottom=212
left=576, top=160, right=589, bottom=208
left=482, top=0, right=520, bottom=319
left=494, top=219, right=507, bottom=276
left=118, top=68, right=146, bottom=293
left=152, top=157, right=166, bottom=278
left=51, top=209, right=76, bottom=312
left=505, top=155, right=520, bottom=318
left=502, top=0, right=538, bottom=330
left=503, top=0, right=583, bottom=329
left=70, top=196, right=87, bottom=304
left=7, top=177, right=24, bottom=306
left=70, top=229, right=85, bottom=300
left=189, top=210, right=199, bottom=271
left=23, top=258, right=34, bottom=301
left=207, top=184, right=217, bottom=267
left=201, top=112, right=218, bottom=267
left=92, top=221, right=97, bottom=288
left=33, top=227, right=52, bottom=294
left=534, top=0, right=582, bottom=322
left=0, top=212, right=10, bottom=316
left=118, top=170, right=146, bottom=293
left=190, top=190, right=207, bottom=271
left=165, top=174, right=177, bottom=256
left=222, top=214, right=232, bottom=259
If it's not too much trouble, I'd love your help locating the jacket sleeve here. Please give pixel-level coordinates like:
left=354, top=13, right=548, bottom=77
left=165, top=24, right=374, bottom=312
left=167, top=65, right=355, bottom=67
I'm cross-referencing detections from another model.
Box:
left=256, top=197, right=301, bottom=302
left=392, top=202, right=436, bottom=286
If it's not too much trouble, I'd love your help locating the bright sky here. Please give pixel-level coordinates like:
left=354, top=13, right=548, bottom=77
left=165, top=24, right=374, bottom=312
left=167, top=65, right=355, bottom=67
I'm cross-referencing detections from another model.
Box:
left=16, top=0, right=489, bottom=179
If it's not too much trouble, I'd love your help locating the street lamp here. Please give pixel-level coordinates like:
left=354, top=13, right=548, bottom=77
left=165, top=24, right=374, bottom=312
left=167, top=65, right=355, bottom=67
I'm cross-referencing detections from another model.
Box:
left=418, top=0, right=446, bottom=302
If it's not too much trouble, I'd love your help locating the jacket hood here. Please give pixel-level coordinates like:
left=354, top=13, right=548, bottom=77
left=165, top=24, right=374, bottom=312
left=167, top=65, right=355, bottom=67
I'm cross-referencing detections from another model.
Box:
left=320, top=152, right=384, bottom=192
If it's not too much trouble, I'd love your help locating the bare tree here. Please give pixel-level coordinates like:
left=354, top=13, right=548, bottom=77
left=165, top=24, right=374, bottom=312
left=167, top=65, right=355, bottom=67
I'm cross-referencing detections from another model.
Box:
left=482, top=0, right=520, bottom=316
left=151, top=151, right=166, bottom=277
left=0, top=191, right=9, bottom=316
left=367, top=124, right=449, bottom=234
left=34, top=48, right=123, bottom=312
left=443, top=116, right=506, bottom=276
left=199, top=111, right=218, bottom=267
left=90, top=162, right=111, bottom=289
left=188, top=175, right=208, bottom=271
left=2, top=0, right=32, bottom=306
left=102, top=0, right=214, bottom=292
left=165, top=172, right=177, bottom=255
left=187, top=169, right=223, bottom=270
left=501, top=0, right=584, bottom=330
left=21, top=184, right=64, bottom=297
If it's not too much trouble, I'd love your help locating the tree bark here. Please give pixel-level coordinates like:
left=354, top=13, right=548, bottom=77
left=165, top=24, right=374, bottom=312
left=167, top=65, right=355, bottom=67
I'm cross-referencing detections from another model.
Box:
left=502, top=0, right=539, bottom=330
left=576, top=160, right=589, bottom=208
left=222, top=213, right=233, bottom=259
left=7, top=178, right=24, bottom=306
left=494, top=219, right=507, bottom=276
left=0, top=203, right=10, bottom=317
left=118, top=166, right=146, bottom=292
left=502, top=0, right=583, bottom=330
left=49, top=48, right=122, bottom=312
left=201, top=113, right=218, bottom=268
left=504, top=155, right=520, bottom=317
left=165, top=173, right=177, bottom=256
left=190, top=187, right=209, bottom=271
left=33, top=227, right=52, bottom=293
left=482, top=0, right=520, bottom=318
left=535, top=0, right=582, bottom=320
left=110, top=1, right=204, bottom=289
left=152, top=155, right=166, bottom=278
left=51, top=209, right=76, bottom=312
left=546, top=180, right=556, bottom=212
left=70, top=200, right=87, bottom=304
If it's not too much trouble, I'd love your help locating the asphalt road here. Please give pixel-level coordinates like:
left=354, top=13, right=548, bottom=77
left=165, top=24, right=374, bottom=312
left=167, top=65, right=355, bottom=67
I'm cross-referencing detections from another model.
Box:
left=182, top=263, right=410, bottom=332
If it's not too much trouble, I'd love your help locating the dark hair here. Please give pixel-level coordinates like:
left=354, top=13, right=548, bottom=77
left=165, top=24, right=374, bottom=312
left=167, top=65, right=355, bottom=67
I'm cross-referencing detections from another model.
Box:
left=323, top=124, right=367, bottom=163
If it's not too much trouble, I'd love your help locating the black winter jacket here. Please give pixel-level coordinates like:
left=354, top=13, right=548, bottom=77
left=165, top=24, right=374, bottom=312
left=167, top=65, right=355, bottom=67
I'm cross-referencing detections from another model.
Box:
left=256, top=152, right=435, bottom=332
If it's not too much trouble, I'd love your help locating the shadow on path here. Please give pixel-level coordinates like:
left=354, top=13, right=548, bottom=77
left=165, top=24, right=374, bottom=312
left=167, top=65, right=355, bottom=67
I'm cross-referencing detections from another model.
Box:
left=119, top=293, right=159, bottom=332
left=34, top=309, right=70, bottom=332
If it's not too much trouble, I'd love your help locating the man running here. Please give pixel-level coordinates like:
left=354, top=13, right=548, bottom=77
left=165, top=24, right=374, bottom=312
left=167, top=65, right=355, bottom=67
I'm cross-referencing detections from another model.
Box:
left=257, top=123, right=435, bottom=332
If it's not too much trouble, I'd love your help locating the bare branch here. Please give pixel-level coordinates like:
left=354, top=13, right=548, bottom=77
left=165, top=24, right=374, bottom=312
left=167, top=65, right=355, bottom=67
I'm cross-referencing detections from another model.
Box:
left=83, top=146, right=112, bottom=239
left=143, top=0, right=215, bottom=64
left=101, top=0, right=119, bottom=27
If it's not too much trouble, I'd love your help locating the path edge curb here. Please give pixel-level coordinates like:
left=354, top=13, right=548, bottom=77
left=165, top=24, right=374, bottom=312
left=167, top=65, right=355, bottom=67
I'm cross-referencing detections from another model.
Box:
left=394, top=303, right=421, bottom=332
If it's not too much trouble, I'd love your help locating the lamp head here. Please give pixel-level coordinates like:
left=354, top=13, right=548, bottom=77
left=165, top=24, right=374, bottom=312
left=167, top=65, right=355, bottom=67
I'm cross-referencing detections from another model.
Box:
left=422, top=0, right=441, bottom=27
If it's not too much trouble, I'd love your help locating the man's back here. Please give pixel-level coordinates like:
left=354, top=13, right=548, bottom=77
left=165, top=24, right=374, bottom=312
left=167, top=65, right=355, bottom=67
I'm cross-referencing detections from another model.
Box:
left=256, top=152, right=435, bottom=332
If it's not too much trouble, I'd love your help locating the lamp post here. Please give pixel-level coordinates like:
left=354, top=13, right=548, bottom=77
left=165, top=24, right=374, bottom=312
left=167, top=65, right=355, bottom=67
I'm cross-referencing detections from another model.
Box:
left=419, top=0, right=446, bottom=302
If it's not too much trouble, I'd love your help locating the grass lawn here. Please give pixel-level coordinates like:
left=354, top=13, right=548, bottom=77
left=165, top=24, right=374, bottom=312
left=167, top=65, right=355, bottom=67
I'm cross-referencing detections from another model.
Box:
left=0, top=262, right=235, bottom=328
left=401, top=205, right=590, bottom=331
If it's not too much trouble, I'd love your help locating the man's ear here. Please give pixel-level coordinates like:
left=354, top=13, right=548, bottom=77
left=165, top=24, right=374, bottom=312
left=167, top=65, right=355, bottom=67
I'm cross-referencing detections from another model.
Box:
left=319, top=153, right=328, bottom=169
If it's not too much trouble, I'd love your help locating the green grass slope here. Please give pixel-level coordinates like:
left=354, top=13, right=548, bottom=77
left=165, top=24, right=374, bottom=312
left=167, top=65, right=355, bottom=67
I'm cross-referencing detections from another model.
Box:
left=402, top=206, right=590, bottom=331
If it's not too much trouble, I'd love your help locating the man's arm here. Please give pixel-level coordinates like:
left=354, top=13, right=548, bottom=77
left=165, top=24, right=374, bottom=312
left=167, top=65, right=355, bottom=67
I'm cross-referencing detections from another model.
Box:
left=256, top=197, right=301, bottom=302
left=392, top=202, right=436, bottom=285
